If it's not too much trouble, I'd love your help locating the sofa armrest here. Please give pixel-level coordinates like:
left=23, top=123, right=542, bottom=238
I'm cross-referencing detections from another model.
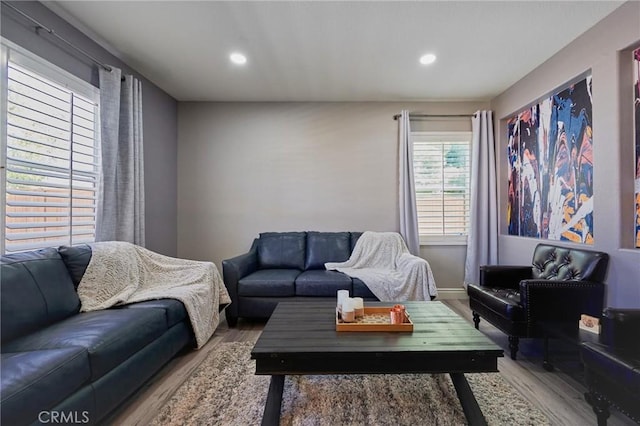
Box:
left=478, top=265, right=532, bottom=289
left=601, top=308, right=640, bottom=352
left=519, top=279, right=605, bottom=322
left=221, top=242, right=258, bottom=317
left=580, top=340, right=640, bottom=423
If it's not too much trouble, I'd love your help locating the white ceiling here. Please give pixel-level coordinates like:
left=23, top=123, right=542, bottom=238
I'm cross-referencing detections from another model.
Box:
left=46, top=1, right=624, bottom=102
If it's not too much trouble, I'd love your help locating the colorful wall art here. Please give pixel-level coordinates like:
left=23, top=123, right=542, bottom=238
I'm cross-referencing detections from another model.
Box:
left=507, top=74, right=594, bottom=244
left=634, top=47, right=640, bottom=248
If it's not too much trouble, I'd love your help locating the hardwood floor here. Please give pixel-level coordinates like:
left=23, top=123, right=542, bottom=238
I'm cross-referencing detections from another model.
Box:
left=107, top=299, right=634, bottom=426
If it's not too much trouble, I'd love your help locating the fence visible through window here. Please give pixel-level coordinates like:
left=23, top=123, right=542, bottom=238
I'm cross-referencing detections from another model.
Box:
left=412, top=132, right=471, bottom=239
left=3, top=52, right=99, bottom=253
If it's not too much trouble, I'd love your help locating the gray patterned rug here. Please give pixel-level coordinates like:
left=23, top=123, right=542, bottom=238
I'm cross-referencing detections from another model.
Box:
left=151, top=341, right=548, bottom=426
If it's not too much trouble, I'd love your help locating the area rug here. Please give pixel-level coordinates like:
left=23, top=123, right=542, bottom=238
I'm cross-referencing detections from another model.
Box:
left=151, top=342, right=548, bottom=426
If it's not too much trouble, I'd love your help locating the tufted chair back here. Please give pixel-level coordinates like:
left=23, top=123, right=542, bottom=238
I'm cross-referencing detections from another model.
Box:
left=531, top=244, right=609, bottom=282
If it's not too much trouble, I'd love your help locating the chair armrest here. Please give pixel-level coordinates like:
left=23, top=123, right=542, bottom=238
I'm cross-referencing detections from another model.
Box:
left=221, top=242, right=258, bottom=316
left=580, top=341, right=639, bottom=375
left=478, top=265, right=532, bottom=289
left=519, top=279, right=605, bottom=322
left=601, top=308, right=640, bottom=352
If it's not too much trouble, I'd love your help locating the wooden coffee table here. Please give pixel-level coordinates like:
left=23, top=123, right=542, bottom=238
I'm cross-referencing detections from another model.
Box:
left=251, top=301, right=503, bottom=426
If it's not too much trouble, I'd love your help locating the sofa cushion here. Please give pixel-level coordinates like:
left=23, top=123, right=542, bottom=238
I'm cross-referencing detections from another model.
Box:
left=117, top=299, right=187, bottom=328
left=1, top=348, right=90, bottom=426
left=350, top=232, right=363, bottom=251
left=467, top=284, right=525, bottom=321
left=295, top=270, right=352, bottom=296
left=305, top=232, right=351, bottom=269
left=1, top=248, right=80, bottom=344
left=352, top=278, right=378, bottom=299
left=258, top=232, right=306, bottom=270
left=3, top=308, right=166, bottom=381
left=58, top=244, right=92, bottom=288
left=238, top=269, right=299, bottom=297
left=90, top=322, right=191, bottom=420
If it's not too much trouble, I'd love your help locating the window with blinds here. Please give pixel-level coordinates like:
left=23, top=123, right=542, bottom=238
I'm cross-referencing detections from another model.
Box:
left=412, top=132, right=471, bottom=242
left=2, top=44, right=100, bottom=253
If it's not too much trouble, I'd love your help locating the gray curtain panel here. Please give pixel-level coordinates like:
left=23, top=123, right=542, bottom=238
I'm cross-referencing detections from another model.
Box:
left=96, top=66, right=145, bottom=245
left=464, top=110, right=498, bottom=286
left=398, top=110, right=420, bottom=256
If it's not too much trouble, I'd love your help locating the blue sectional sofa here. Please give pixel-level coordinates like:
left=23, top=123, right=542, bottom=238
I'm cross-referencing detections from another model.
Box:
left=222, top=231, right=379, bottom=326
left=0, top=246, right=194, bottom=425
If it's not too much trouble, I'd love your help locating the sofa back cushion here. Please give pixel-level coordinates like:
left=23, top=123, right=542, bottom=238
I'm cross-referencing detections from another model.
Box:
left=58, top=244, right=92, bottom=288
left=305, top=232, right=351, bottom=269
left=350, top=232, right=363, bottom=252
left=531, top=244, right=609, bottom=282
left=1, top=248, right=80, bottom=343
left=258, top=232, right=306, bottom=270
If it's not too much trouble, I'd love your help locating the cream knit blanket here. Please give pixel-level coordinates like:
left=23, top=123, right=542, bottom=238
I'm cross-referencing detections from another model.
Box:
left=325, top=231, right=437, bottom=301
left=77, top=242, right=231, bottom=349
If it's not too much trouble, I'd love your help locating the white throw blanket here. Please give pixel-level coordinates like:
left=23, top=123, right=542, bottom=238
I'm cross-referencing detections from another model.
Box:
left=77, top=242, right=231, bottom=349
left=325, top=231, right=437, bottom=301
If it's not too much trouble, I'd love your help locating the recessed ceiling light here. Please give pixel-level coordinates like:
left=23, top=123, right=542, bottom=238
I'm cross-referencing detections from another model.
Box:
left=419, top=53, right=437, bottom=65
left=230, top=52, right=247, bottom=65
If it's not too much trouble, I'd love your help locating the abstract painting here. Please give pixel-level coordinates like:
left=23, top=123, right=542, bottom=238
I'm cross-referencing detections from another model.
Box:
left=634, top=47, right=640, bottom=248
left=507, top=74, right=594, bottom=244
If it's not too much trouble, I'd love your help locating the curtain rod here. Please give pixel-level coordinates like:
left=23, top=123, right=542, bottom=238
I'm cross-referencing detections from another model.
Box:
left=393, top=113, right=475, bottom=120
left=3, top=2, right=113, bottom=72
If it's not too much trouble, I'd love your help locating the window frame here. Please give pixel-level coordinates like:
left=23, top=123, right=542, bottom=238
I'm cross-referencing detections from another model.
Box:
left=411, top=131, right=472, bottom=246
left=1, top=39, right=100, bottom=254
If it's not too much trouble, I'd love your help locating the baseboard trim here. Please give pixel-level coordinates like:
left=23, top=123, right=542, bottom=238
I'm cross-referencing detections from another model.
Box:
left=435, top=288, right=468, bottom=300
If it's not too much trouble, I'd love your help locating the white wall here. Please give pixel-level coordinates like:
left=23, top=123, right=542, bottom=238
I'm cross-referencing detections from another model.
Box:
left=420, top=245, right=467, bottom=296
left=490, top=2, right=640, bottom=307
left=177, top=101, right=487, bottom=290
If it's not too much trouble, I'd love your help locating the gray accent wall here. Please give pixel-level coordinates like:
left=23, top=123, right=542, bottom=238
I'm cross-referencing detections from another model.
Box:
left=177, top=101, right=487, bottom=291
left=490, top=2, right=640, bottom=307
left=1, top=1, right=178, bottom=256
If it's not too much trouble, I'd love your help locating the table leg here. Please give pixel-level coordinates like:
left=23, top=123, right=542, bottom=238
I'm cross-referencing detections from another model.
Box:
left=449, top=373, right=488, bottom=426
left=261, top=375, right=285, bottom=426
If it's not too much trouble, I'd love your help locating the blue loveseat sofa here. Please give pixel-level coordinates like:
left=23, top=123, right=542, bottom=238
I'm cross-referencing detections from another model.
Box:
left=0, top=246, right=194, bottom=425
left=222, top=231, right=379, bottom=326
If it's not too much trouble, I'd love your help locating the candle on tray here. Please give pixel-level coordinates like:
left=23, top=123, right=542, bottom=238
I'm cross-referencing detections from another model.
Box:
left=342, top=298, right=356, bottom=323
left=353, top=297, right=364, bottom=318
left=337, top=290, right=349, bottom=313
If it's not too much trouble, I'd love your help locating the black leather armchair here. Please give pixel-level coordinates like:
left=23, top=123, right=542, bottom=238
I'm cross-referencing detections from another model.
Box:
left=581, top=308, right=640, bottom=425
left=467, top=243, right=609, bottom=359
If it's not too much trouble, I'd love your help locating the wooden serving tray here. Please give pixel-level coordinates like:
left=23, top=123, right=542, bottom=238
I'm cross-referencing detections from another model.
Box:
left=336, top=306, right=413, bottom=332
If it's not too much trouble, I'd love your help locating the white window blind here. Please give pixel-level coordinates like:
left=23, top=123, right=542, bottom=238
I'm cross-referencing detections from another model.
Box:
left=412, top=132, right=471, bottom=241
left=2, top=44, right=100, bottom=253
